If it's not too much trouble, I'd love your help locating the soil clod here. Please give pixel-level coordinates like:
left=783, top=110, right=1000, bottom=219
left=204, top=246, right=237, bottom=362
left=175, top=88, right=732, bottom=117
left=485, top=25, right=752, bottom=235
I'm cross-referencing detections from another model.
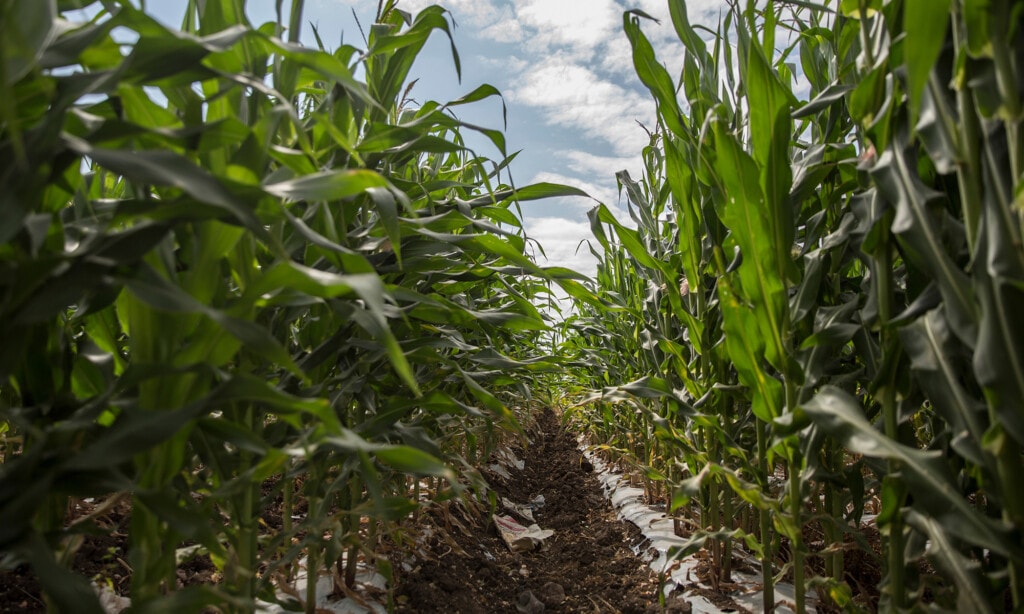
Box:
left=537, top=581, right=566, bottom=606
left=517, top=589, right=546, bottom=613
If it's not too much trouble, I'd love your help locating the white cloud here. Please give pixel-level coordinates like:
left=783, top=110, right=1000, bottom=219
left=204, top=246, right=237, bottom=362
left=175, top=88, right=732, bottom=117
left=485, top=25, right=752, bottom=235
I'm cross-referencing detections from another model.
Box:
left=599, top=34, right=637, bottom=77
left=479, top=7, right=526, bottom=42
left=564, top=150, right=642, bottom=180
left=377, top=0, right=726, bottom=162
left=523, top=216, right=600, bottom=278
left=508, top=56, right=655, bottom=155
left=512, top=0, right=620, bottom=60
left=528, top=170, right=612, bottom=212
left=391, top=0, right=503, bottom=29
left=321, top=0, right=742, bottom=277
left=479, top=54, right=529, bottom=73
left=526, top=169, right=637, bottom=235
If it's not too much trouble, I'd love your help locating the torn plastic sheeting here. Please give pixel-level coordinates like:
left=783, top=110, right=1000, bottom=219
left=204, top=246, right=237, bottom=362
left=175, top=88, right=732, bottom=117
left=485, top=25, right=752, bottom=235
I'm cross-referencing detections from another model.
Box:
left=493, top=514, right=554, bottom=553
left=488, top=463, right=513, bottom=479
left=494, top=448, right=526, bottom=471
left=96, top=583, right=130, bottom=614
left=488, top=448, right=526, bottom=481
left=98, top=556, right=387, bottom=613
left=580, top=444, right=812, bottom=614
left=501, top=495, right=545, bottom=523
left=255, top=556, right=387, bottom=614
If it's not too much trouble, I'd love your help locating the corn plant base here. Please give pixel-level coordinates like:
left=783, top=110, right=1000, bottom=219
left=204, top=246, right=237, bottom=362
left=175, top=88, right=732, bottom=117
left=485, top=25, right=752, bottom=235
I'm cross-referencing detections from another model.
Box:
left=584, top=449, right=814, bottom=614
left=255, top=558, right=387, bottom=614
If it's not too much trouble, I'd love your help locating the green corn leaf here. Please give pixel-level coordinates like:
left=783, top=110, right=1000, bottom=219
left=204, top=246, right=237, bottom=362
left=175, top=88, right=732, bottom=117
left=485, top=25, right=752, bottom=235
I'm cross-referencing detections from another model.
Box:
left=134, top=489, right=222, bottom=545
left=577, top=375, right=689, bottom=409
left=663, top=139, right=702, bottom=296
left=587, top=204, right=659, bottom=270
left=122, top=25, right=249, bottom=84
left=710, top=122, right=790, bottom=376
left=1, top=0, right=57, bottom=86
left=463, top=307, right=547, bottom=331
left=74, top=371, right=340, bottom=471
left=12, top=260, right=114, bottom=324
left=718, top=275, right=784, bottom=421
left=904, top=0, right=951, bottom=127
left=543, top=266, right=589, bottom=281
left=793, top=83, right=854, bottom=118
left=367, top=186, right=404, bottom=263
left=368, top=6, right=460, bottom=117
left=445, top=83, right=502, bottom=108
left=961, top=0, right=993, bottom=58
left=906, top=510, right=997, bottom=614
left=347, top=307, right=422, bottom=397
left=414, top=229, right=545, bottom=276
left=21, top=533, right=105, bottom=614
left=196, top=417, right=270, bottom=455
left=255, top=262, right=422, bottom=396
left=552, top=278, right=602, bottom=308
left=871, top=132, right=979, bottom=346
left=899, top=309, right=986, bottom=465
left=804, top=387, right=1020, bottom=559
left=375, top=446, right=456, bottom=480
left=973, top=213, right=1024, bottom=448
left=358, top=124, right=458, bottom=154
left=623, top=9, right=688, bottom=138
left=839, top=0, right=882, bottom=18
left=264, top=168, right=393, bottom=201
left=271, top=37, right=376, bottom=108
left=453, top=182, right=589, bottom=209
left=123, top=264, right=303, bottom=378
left=458, top=366, right=515, bottom=423
left=746, top=42, right=797, bottom=284
left=477, top=205, right=522, bottom=227
left=500, top=182, right=590, bottom=202
left=63, top=135, right=270, bottom=241
left=667, top=0, right=710, bottom=61
left=71, top=401, right=206, bottom=471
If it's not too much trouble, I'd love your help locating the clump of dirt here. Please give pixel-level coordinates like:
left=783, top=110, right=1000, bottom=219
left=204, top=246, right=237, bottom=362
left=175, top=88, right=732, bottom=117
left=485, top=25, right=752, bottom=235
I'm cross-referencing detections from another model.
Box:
left=388, top=409, right=692, bottom=613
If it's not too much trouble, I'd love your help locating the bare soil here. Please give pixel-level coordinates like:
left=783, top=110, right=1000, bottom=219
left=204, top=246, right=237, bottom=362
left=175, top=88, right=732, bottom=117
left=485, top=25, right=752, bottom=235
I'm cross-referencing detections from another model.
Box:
left=387, top=408, right=691, bottom=613
left=1, top=408, right=893, bottom=613
left=0, top=410, right=689, bottom=613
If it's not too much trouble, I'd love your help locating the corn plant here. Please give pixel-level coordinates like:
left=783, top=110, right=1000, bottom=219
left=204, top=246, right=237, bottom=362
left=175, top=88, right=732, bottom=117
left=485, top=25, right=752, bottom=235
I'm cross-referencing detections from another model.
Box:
left=0, top=1, right=588, bottom=611
left=564, top=0, right=1024, bottom=611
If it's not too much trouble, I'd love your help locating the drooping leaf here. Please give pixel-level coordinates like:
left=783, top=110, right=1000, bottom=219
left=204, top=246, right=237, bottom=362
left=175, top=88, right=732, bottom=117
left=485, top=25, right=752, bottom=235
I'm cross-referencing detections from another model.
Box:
left=904, top=0, right=951, bottom=126
left=804, top=387, right=1020, bottom=559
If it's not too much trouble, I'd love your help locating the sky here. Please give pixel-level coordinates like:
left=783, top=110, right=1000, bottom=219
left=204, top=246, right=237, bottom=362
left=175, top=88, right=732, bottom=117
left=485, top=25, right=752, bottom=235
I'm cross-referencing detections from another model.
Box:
left=324, top=0, right=731, bottom=278
left=125, top=0, right=733, bottom=278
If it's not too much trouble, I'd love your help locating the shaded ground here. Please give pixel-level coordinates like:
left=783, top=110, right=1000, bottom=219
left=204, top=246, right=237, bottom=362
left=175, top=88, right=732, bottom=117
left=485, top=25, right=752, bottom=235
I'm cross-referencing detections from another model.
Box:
left=2, top=409, right=889, bottom=613
left=388, top=409, right=691, bottom=613
left=0, top=410, right=688, bottom=614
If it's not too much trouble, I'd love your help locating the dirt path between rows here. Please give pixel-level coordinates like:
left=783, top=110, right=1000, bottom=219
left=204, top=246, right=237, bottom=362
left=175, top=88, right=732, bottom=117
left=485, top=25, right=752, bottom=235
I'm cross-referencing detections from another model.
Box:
left=0, top=409, right=695, bottom=613
left=389, top=409, right=692, bottom=613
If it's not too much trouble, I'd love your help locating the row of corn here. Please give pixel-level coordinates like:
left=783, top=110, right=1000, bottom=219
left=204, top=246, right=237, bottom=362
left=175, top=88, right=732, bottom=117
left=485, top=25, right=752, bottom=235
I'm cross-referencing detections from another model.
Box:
left=0, top=1, right=588, bottom=611
left=562, top=1, right=1024, bottom=611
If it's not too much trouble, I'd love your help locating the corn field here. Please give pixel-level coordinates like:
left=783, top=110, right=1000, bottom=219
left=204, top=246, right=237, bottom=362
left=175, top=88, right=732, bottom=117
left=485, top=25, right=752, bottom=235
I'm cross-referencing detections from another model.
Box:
left=0, top=0, right=587, bottom=611
left=2, top=0, right=1023, bottom=612
left=561, top=0, right=1024, bottom=611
